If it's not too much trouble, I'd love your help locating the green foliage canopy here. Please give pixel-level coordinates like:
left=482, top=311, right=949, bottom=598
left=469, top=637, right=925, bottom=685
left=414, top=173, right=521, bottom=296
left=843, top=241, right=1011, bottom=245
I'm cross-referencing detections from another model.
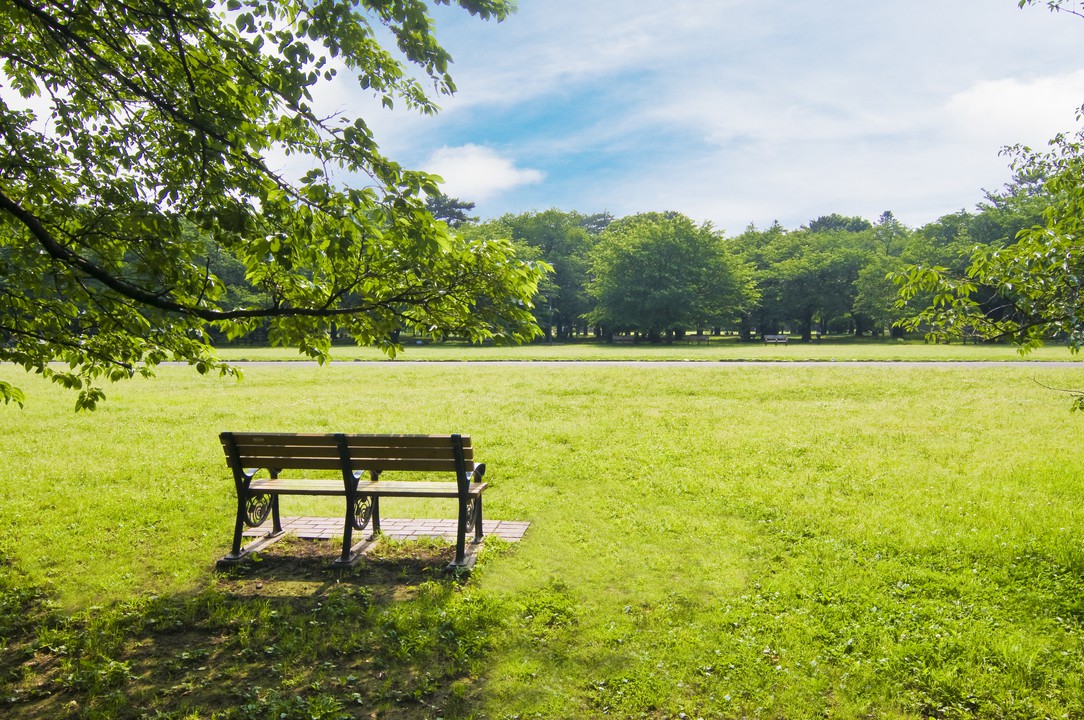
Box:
left=0, top=0, right=545, bottom=409
left=425, top=190, right=478, bottom=228
left=894, top=2, right=1083, bottom=378
left=727, top=218, right=909, bottom=340
left=499, top=209, right=598, bottom=340
left=588, top=212, right=755, bottom=340
left=895, top=132, right=1084, bottom=354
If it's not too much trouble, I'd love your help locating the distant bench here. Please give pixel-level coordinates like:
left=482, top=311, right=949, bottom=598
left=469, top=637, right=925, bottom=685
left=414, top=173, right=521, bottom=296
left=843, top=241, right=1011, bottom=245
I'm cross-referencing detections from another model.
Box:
left=219, top=432, right=487, bottom=569
left=763, top=334, right=788, bottom=344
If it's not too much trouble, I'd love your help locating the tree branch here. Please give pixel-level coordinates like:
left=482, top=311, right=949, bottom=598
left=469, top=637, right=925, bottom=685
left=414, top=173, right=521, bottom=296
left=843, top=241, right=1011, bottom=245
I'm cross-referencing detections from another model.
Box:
left=0, top=187, right=465, bottom=322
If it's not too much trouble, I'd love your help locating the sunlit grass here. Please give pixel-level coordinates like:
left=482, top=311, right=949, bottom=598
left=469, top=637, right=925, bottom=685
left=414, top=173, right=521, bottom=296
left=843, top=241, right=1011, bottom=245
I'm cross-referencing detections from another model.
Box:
left=2, top=362, right=1083, bottom=717
left=215, top=337, right=1084, bottom=363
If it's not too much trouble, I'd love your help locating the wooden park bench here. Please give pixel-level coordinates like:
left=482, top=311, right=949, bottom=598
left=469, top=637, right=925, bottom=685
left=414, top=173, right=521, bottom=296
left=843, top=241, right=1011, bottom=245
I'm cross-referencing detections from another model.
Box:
left=763, top=334, right=788, bottom=344
left=219, top=432, right=487, bottom=569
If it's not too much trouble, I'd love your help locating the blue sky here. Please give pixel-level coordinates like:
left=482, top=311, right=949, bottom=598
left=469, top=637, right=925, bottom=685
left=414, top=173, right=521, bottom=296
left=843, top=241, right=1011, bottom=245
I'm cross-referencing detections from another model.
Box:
left=318, top=0, right=1084, bottom=232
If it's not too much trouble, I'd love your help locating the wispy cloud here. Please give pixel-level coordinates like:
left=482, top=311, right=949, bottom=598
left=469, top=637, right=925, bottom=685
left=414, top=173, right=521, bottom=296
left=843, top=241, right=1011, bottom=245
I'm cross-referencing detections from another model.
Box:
left=431, top=0, right=752, bottom=109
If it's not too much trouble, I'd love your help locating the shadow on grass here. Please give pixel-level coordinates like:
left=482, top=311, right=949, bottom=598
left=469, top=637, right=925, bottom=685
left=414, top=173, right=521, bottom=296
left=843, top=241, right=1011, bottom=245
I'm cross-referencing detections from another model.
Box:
left=218, top=534, right=465, bottom=599
left=1, top=537, right=503, bottom=720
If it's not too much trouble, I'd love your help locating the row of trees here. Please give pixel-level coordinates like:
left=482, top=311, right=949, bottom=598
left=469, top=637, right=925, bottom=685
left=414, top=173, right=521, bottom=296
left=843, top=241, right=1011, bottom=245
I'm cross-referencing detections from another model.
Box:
left=437, top=173, right=1048, bottom=344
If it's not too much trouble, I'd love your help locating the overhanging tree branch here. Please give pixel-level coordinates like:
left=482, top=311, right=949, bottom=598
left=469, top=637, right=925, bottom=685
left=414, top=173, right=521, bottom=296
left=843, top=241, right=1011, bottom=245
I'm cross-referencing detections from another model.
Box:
left=0, top=0, right=544, bottom=410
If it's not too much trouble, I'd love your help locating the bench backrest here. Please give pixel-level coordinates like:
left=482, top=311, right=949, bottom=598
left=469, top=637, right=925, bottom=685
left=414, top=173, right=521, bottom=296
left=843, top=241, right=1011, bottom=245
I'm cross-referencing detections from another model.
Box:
left=220, top=432, right=476, bottom=483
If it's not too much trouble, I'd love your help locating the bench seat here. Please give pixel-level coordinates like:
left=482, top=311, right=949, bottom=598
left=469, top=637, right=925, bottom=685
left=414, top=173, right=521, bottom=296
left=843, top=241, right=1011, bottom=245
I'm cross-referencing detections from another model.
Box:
left=249, top=478, right=487, bottom=498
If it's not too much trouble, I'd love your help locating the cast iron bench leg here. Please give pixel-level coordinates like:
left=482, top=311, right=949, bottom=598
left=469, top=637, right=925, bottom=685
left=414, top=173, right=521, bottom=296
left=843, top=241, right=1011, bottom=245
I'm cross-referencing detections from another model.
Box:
left=337, top=494, right=355, bottom=565
left=473, top=495, right=484, bottom=544
left=454, top=495, right=467, bottom=566
left=229, top=495, right=247, bottom=558
left=271, top=495, right=282, bottom=535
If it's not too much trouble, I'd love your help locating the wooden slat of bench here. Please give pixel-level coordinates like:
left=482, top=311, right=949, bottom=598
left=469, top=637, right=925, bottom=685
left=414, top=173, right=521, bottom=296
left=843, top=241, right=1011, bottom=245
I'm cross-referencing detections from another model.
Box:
left=228, top=444, right=473, bottom=462
left=358, top=480, right=487, bottom=498
left=236, top=457, right=342, bottom=472
left=230, top=433, right=471, bottom=448
left=230, top=444, right=472, bottom=461
left=249, top=478, right=346, bottom=495
left=234, top=457, right=470, bottom=472
left=344, top=435, right=470, bottom=450
left=248, top=478, right=487, bottom=497
left=352, top=459, right=469, bottom=472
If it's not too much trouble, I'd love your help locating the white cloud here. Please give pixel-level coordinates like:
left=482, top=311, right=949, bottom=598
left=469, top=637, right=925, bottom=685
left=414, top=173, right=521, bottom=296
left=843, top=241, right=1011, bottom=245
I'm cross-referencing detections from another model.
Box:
left=945, top=71, right=1084, bottom=150
left=423, top=144, right=544, bottom=201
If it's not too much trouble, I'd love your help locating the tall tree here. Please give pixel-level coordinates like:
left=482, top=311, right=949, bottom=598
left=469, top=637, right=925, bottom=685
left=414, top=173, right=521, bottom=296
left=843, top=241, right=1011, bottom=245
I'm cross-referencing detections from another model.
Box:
left=729, top=220, right=882, bottom=340
left=499, top=209, right=596, bottom=340
left=425, top=191, right=478, bottom=228
left=588, top=212, right=754, bottom=342
left=806, top=213, right=873, bottom=234
left=577, top=211, right=615, bottom=235
left=0, top=0, right=544, bottom=409
left=771, top=229, right=870, bottom=341
left=727, top=222, right=788, bottom=339
left=853, top=254, right=909, bottom=337
left=845, top=212, right=912, bottom=337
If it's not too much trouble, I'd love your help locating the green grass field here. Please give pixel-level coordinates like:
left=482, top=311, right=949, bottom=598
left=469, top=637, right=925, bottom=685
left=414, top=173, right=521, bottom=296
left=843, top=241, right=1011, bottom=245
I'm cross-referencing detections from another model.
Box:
left=215, top=337, right=1083, bottom=363
left=2, top=358, right=1084, bottom=718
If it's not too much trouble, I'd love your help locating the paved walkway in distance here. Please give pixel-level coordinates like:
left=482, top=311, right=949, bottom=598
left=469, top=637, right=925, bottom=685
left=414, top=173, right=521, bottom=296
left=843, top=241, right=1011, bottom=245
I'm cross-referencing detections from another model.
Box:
left=244, top=516, right=530, bottom=542
left=221, top=360, right=1084, bottom=368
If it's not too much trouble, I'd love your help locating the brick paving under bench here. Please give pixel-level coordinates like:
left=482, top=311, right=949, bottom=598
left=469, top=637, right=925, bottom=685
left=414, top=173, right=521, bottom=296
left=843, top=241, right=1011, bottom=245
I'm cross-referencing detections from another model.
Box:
left=244, top=517, right=530, bottom=543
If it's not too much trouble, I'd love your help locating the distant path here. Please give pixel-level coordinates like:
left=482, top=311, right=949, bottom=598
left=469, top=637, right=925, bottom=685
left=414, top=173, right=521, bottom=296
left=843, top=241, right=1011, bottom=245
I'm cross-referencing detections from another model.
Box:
left=218, top=360, right=1084, bottom=368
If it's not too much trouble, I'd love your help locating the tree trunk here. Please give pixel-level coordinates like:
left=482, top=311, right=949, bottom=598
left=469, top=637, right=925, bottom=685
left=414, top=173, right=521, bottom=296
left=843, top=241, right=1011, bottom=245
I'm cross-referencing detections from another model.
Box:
left=739, top=314, right=753, bottom=342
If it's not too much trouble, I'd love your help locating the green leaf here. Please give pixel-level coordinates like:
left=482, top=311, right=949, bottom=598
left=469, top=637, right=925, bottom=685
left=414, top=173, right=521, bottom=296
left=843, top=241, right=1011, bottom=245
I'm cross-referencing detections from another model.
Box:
left=0, top=382, right=26, bottom=408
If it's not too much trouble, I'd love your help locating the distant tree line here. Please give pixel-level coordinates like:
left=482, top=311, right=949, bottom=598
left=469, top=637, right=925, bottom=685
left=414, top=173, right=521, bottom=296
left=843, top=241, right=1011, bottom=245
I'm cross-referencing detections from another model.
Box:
left=208, top=179, right=1051, bottom=346
left=418, top=174, right=1048, bottom=343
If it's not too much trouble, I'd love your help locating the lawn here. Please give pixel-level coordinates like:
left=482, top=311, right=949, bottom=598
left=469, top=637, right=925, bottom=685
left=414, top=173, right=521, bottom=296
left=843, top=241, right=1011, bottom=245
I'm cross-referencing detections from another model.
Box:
left=2, top=360, right=1083, bottom=718
left=214, top=337, right=1084, bottom=363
